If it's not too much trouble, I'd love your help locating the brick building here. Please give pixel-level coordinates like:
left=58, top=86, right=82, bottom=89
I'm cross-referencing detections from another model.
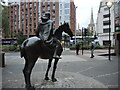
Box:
left=20, top=0, right=39, bottom=37
left=9, top=4, right=19, bottom=38
left=7, top=0, right=76, bottom=38
left=40, top=0, right=59, bottom=29
left=40, top=0, right=76, bottom=35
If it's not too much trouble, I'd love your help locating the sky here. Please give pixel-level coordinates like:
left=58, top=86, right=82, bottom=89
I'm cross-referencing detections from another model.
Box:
left=74, top=0, right=101, bottom=29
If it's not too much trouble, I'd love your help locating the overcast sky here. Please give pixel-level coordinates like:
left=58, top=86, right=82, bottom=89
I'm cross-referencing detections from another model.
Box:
left=74, top=0, right=101, bottom=29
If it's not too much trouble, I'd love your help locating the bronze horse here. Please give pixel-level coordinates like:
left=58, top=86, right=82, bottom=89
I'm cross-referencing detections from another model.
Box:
left=20, top=23, right=73, bottom=89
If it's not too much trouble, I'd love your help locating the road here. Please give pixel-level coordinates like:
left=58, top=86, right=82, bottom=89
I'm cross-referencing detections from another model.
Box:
left=1, top=49, right=119, bottom=89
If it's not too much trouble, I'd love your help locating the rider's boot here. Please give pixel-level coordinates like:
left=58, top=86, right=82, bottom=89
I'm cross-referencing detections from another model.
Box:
left=53, top=45, right=61, bottom=59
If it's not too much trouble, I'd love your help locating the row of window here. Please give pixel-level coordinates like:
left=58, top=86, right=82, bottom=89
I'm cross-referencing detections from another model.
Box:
left=21, top=24, right=37, bottom=30
left=60, top=9, right=70, bottom=15
left=42, top=2, right=55, bottom=6
left=59, top=15, right=70, bottom=21
left=42, top=5, right=55, bottom=10
left=21, top=2, right=37, bottom=8
left=22, top=13, right=37, bottom=19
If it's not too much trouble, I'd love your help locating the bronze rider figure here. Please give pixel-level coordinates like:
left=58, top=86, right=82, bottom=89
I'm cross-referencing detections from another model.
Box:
left=36, top=12, right=61, bottom=59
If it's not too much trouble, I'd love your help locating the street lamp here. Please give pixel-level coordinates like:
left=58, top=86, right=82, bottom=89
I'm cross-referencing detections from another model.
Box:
left=75, top=6, right=78, bottom=45
left=106, top=1, right=113, bottom=61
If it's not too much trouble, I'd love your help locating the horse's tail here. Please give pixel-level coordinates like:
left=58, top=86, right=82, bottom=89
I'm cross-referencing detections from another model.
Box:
left=20, top=39, right=28, bottom=58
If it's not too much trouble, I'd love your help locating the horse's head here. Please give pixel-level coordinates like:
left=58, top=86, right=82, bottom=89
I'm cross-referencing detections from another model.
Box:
left=62, top=22, right=73, bottom=37
left=54, top=22, right=73, bottom=40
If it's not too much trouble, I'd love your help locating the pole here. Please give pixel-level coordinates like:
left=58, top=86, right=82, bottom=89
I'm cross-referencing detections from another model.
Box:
left=109, top=8, right=111, bottom=61
left=82, top=27, right=84, bottom=55
left=75, top=6, right=78, bottom=45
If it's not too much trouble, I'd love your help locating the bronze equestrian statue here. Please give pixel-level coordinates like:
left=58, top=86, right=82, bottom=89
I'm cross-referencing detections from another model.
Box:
left=20, top=12, right=73, bottom=89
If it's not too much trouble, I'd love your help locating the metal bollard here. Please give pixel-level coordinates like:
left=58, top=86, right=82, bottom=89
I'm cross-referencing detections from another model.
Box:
left=0, top=52, right=5, bottom=67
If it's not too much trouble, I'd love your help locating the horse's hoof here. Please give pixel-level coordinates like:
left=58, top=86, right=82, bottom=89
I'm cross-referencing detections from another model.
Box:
left=26, top=85, right=35, bottom=90
left=45, top=77, right=49, bottom=80
left=52, top=78, right=57, bottom=82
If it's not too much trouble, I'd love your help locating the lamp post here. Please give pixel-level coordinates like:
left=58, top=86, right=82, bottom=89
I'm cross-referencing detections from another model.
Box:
left=75, top=6, right=78, bottom=45
left=106, top=1, right=113, bottom=61
left=82, top=27, right=84, bottom=55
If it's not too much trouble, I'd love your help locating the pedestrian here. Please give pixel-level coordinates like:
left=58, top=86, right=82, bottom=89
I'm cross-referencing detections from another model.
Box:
left=76, top=42, right=80, bottom=55
left=90, top=42, right=95, bottom=58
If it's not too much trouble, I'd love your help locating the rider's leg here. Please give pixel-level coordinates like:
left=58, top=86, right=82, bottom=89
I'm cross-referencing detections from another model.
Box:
left=53, top=44, right=61, bottom=59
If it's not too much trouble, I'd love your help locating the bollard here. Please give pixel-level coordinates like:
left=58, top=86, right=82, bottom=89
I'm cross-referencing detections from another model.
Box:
left=0, top=52, right=5, bottom=67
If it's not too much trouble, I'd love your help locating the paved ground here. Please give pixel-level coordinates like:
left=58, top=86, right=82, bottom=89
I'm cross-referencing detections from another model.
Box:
left=1, top=49, right=119, bottom=89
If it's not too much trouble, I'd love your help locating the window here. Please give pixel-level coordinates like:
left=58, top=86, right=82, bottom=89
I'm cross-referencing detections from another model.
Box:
left=30, top=18, right=32, bottom=23
left=104, top=8, right=109, bottom=11
left=26, top=19, right=28, bottom=26
left=34, top=13, right=36, bottom=17
left=60, top=4, right=62, bottom=8
left=42, top=2, right=45, bottom=5
left=59, top=16, right=61, bottom=20
left=52, top=11, right=55, bottom=15
left=26, top=14, right=28, bottom=18
left=64, top=9, right=69, bottom=14
left=30, top=14, right=32, bottom=17
left=34, top=2, right=36, bottom=6
left=53, top=5, right=55, bottom=9
left=103, top=28, right=111, bottom=33
left=103, top=20, right=110, bottom=26
left=42, top=6, right=45, bottom=10
left=64, top=3, right=69, bottom=8
left=103, top=14, right=109, bottom=18
left=30, top=9, right=32, bottom=13
left=26, top=9, right=28, bottom=13
left=60, top=10, right=62, bottom=14
left=65, top=15, right=69, bottom=20
left=26, top=4, right=28, bottom=8
left=34, top=23, right=36, bottom=28
left=48, top=6, right=50, bottom=10
left=30, top=3, right=32, bottom=7
left=47, top=0, right=50, bottom=5
left=22, top=4, right=24, bottom=8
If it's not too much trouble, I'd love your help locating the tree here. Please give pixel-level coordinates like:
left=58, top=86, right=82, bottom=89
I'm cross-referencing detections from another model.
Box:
left=2, top=5, right=10, bottom=38
left=16, top=31, right=27, bottom=45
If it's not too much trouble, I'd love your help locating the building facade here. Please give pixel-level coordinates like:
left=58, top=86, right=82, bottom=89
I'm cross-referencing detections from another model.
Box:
left=40, top=0, right=76, bottom=35
left=40, top=0, right=59, bottom=29
left=20, top=0, right=39, bottom=37
left=96, top=0, right=115, bottom=46
left=6, top=0, right=76, bottom=38
left=9, top=3, right=19, bottom=38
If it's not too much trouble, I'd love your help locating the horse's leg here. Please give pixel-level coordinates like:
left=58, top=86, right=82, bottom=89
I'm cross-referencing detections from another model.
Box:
left=51, top=58, right=59, bottom=82
left=23, top=57, right=37, bottom=89
left=44, top=59, right=53, bottom=80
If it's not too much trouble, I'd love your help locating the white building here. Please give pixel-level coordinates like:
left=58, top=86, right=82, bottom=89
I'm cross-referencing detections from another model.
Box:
left=59, top=0, right=70, bottom=25
left=96, top=0, right=115, bottom=46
